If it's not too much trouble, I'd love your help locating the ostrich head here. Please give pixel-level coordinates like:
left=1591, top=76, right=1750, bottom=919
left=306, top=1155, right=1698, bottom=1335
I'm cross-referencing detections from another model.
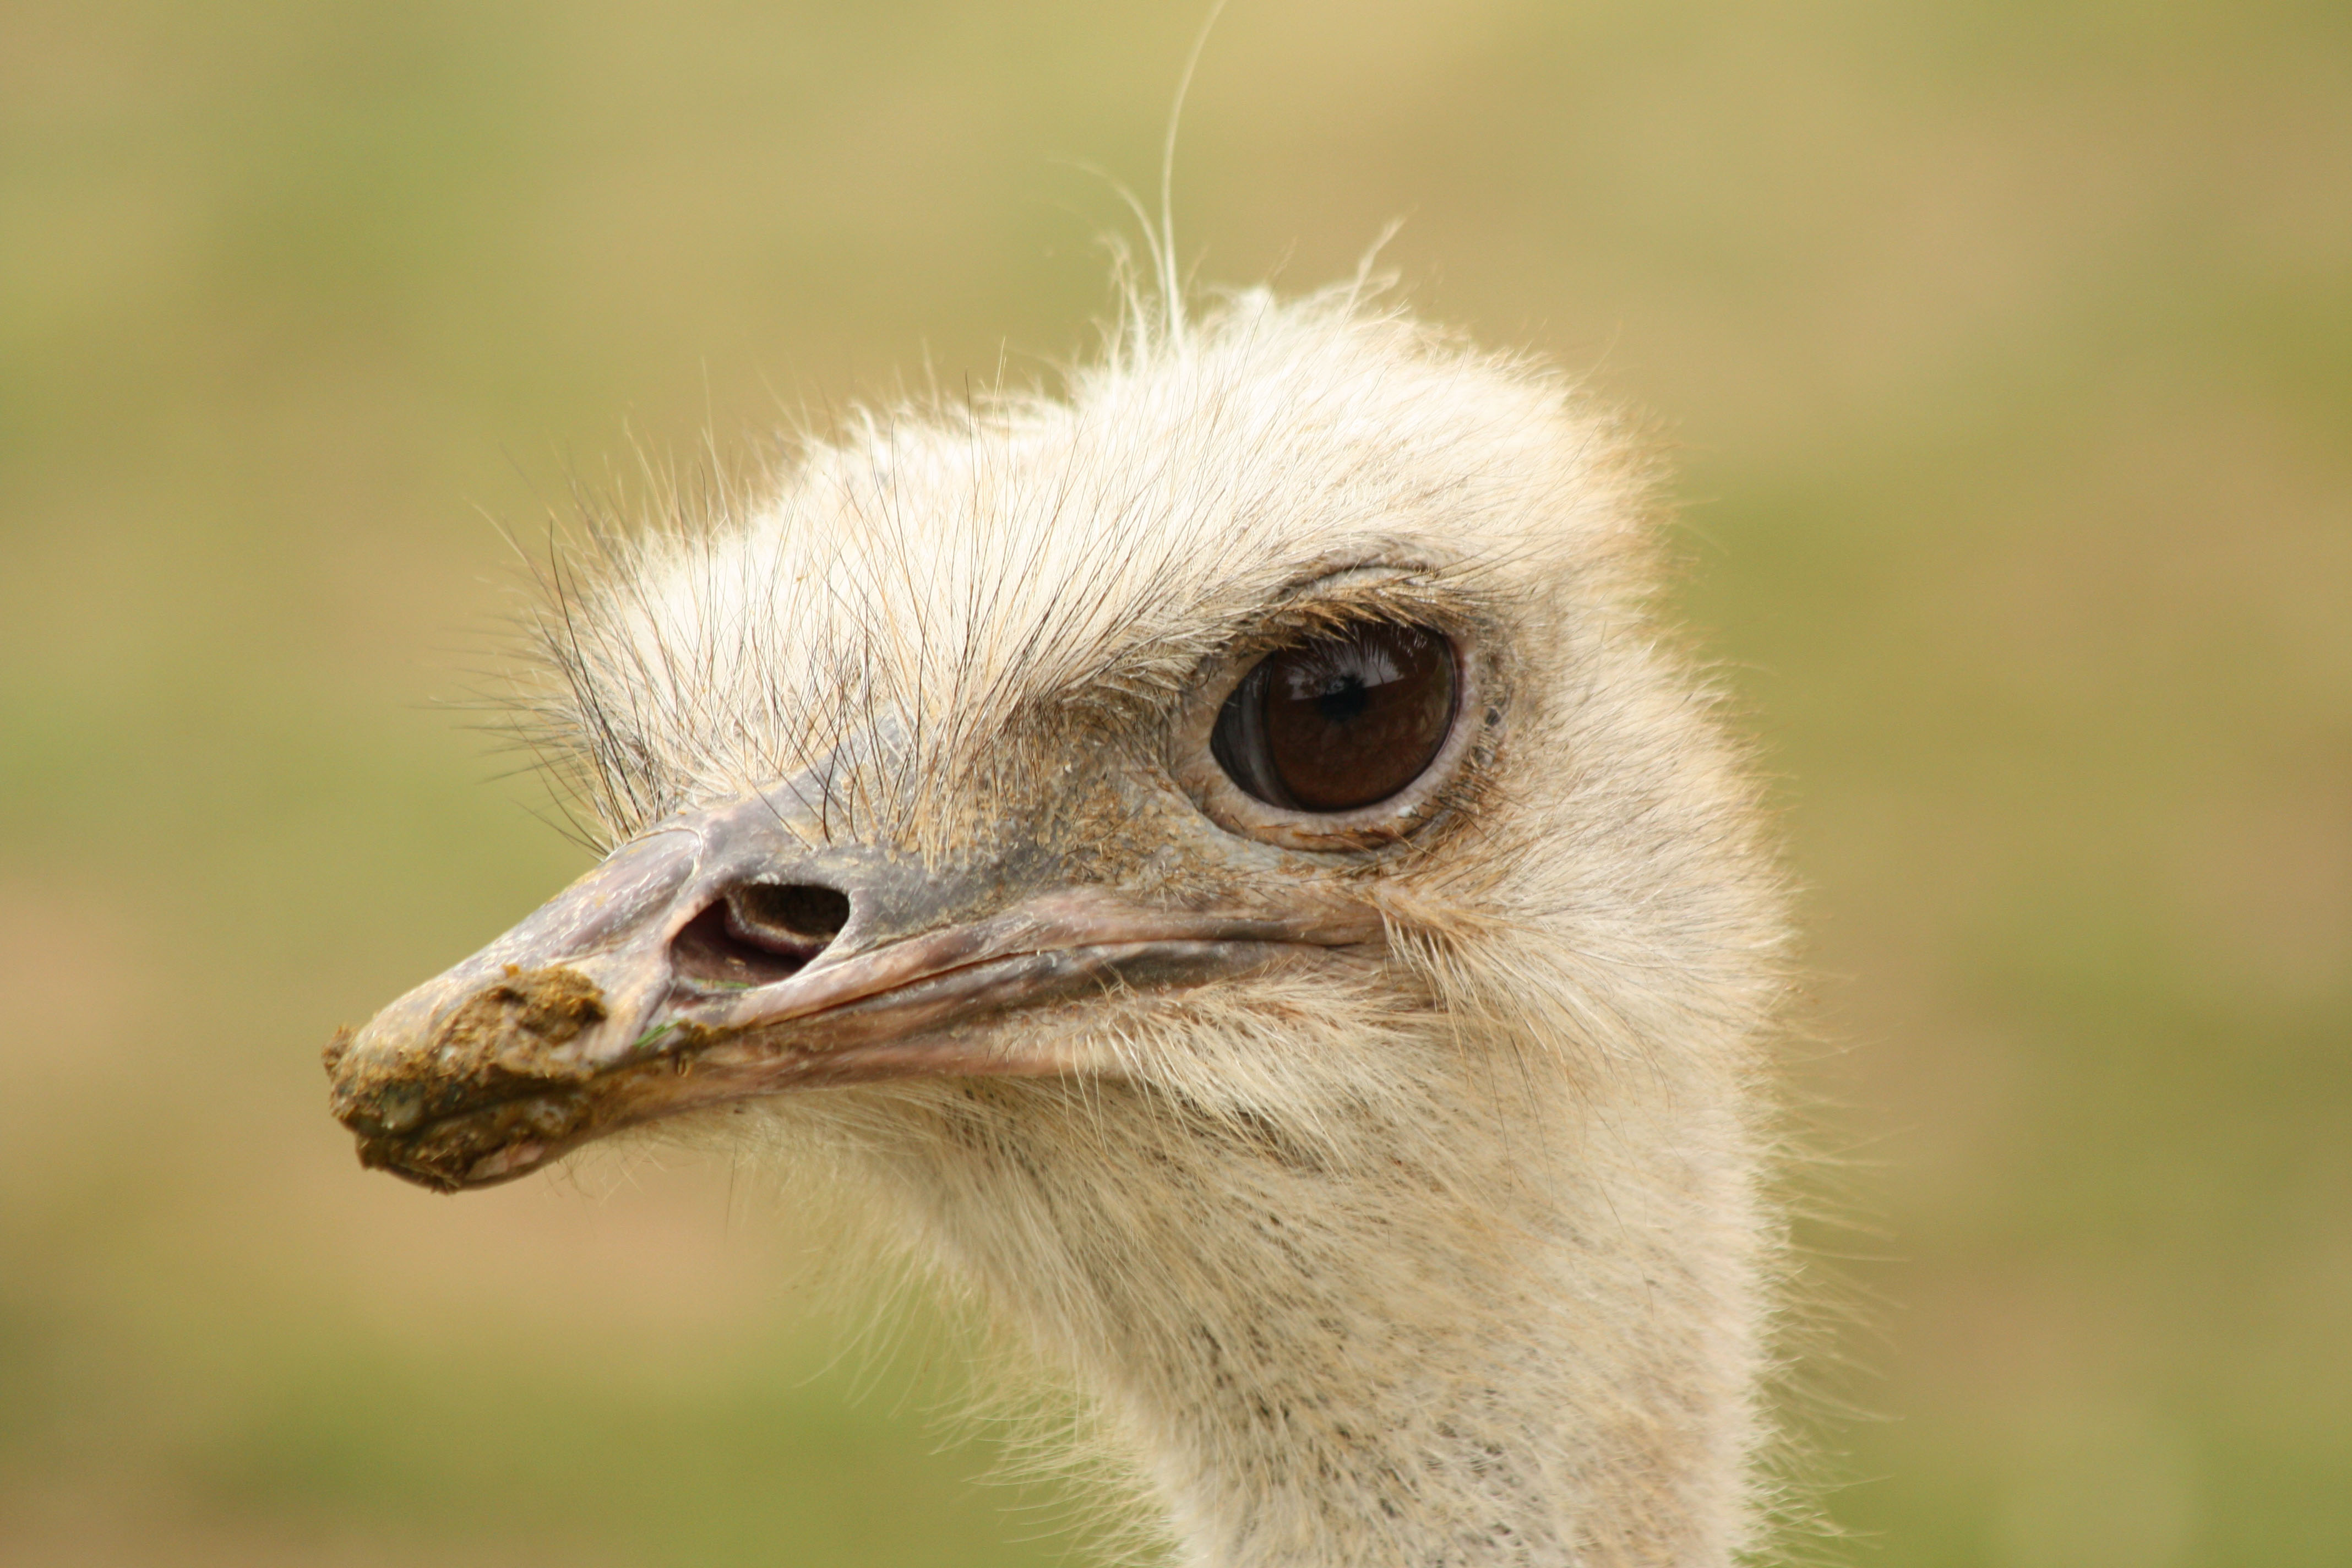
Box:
left=327, top=285, right=1790, bottom=1567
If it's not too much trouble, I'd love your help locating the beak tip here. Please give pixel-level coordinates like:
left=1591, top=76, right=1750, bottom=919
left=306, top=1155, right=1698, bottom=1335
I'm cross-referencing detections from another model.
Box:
left=348, top=1125, right=557, bottom=1195
left=353, top=1135, right=466, bottom=1193
left=324, top=961, right=620, bottom=1142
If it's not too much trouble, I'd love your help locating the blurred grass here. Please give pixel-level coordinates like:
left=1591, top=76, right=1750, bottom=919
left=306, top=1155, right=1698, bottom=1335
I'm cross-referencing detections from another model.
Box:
left=2, top=1, right=2346, bottom=1564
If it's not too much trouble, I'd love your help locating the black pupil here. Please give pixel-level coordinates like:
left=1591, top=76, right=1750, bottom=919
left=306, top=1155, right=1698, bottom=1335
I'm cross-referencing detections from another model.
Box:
left=1212, top=623, right=1458, bottom=813
left=1311, top=678, right=1370, bottom=726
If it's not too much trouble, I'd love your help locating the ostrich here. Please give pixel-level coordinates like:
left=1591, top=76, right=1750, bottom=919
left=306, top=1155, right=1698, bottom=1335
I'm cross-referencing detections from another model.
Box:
left=326, top=278, right=1793, bottom=1567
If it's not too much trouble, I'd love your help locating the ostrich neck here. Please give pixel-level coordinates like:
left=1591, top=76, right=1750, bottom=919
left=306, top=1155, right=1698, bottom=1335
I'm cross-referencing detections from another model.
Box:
left=891, top=1069, right=1764, bottom=1568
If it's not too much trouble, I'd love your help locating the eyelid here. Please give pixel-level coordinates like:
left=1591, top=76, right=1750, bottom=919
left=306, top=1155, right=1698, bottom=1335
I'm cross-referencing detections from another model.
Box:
left=1222, top=562, right=1443, bottom=641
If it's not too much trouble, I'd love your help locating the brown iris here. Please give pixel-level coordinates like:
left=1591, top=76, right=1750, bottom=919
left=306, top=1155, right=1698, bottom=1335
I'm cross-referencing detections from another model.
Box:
left=1211, top=623, right=1458, bottom=813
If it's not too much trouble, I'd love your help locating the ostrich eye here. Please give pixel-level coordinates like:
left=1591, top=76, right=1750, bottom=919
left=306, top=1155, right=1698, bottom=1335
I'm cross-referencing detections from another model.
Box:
left=1211, top=623, right=1458, bottom=813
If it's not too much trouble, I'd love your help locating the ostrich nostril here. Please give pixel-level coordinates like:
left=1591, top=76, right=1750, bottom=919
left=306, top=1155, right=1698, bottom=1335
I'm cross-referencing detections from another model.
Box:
left=727, top=883, right=851, bottom=950
left=669, top=883, right=850, bottom=990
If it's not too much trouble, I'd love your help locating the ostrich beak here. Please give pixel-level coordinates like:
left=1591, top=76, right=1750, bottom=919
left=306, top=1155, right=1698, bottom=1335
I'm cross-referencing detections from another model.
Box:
left=326, top=785, right=1375, bottom=1193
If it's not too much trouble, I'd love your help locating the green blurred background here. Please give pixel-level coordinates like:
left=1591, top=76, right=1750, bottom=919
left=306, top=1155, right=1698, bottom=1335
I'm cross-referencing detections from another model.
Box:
left=3, top=1, right=2345, bottom=1563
